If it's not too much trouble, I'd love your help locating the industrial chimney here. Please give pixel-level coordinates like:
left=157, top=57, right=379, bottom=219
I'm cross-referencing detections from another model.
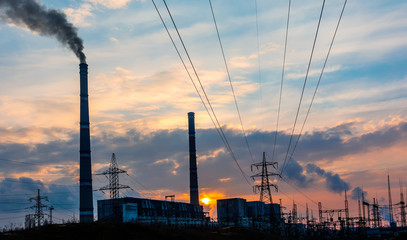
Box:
left=188, top=112, right=199, bottom=205
left=79, top=63, right=94, bottom=222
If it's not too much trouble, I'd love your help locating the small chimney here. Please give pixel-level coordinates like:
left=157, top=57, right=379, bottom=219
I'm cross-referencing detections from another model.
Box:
left=188, top=112, right=199, bottom=205
left=79, top=63, right=94, bottom=222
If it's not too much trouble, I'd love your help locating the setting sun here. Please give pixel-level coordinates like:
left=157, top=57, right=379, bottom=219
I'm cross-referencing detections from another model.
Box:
left=201, top=198, right=210, bottom=205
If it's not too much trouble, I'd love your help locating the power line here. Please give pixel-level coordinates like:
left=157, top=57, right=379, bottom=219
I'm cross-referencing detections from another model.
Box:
left=0, top=215, right=26, bottom=221
left=279, top=175, right=319, bottom=206
left=0, top=158, right=78, bottom=177
left=280, top=0, right=326, bottom=176
left=151, top=0, right=249, bottom=185
left=150, top=0, right=230, bottom=157
left=125, top=173, right=155, bottom=197
left=0, top=190, right=77, bottom=198
left=155, top=0, right=252, bottom=186
left=253, top=0, right=266, bottom=149
left=271, top=0, right=291, bottom=163
left=0, top=158, right=45, bottom=166
left=287, top=0, right=348, bottom=167
left=0, top=178, right=77, bottom=188
left=208, top=0, right=255, bottom=164
left=278, top=188, right=307, bottom=209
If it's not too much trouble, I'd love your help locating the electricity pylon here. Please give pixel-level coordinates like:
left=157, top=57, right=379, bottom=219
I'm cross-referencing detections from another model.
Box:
left=26, top=189, right=53, bottom=227
left=97, top=153, right=130, bottom=199
left=251, top=152, right=280, bottom=204
left=96, top=153, right=130, bottom=222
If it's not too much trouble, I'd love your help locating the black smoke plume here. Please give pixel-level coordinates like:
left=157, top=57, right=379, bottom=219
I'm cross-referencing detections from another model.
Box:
left=0, top=0, right=86, bottom=63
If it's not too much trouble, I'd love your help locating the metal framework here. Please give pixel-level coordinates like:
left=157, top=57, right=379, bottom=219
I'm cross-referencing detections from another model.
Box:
left=388, top=175, right=394, bottom=225
left=26, top=189, right=53, bottom=228
left=97, top=153, right=130, bottom=199
left=399, top=179, right=406, bottom=226
left=97, top=153, right=130, bottom=222
left=251, top=152, right=279, bottom=205
left=318, top=190, right=350, bottom=229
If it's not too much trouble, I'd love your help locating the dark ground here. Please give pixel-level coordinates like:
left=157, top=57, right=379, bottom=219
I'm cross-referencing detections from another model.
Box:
left=0, top=223, right=284, bottom=240
left=2, top=223, right=407, bottom=240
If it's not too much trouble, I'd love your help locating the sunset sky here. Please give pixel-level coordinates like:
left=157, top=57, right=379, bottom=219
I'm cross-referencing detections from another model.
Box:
left=1, top=0, right=407, bottom=227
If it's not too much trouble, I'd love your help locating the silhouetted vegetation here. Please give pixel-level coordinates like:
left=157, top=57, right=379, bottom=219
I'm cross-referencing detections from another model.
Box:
left=0, top=223, right=283, bottom=240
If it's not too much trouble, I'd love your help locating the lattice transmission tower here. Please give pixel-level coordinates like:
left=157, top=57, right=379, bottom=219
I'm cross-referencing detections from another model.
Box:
left=25, top=189, right=53, bottom=228
left=251, top=152, right=280, bottom=204
left=96, top=153, right=130, bottom=222
left=97, top=153, right=130, bottom=199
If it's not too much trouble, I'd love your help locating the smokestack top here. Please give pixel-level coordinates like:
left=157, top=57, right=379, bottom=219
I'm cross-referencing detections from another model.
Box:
left=188, top=112, right=195, bottom=133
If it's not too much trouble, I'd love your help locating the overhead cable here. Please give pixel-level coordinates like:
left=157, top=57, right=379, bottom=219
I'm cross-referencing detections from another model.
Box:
left=208, top=0, right=255, bottom=164
left=287, top=0, right=348, bottom=168
left=254, top=0, right=266, bottom=149
left=280, top=0, right=326, bottom=176
left=152, top=0, right=252, bottom=186
left=271, top=0, right=291, bottom=163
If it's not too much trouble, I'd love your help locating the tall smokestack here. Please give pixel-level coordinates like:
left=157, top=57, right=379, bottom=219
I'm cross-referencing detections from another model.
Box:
left=79, top=63, right=93, bottom=222
left=188, top=112, right=199, bottom=205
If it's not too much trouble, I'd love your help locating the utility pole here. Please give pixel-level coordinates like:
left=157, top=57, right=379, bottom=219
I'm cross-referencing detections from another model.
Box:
left=345, top=189, right=349, bottom=227
left=388, top=174, right=394, bottom=227
left=400, top=179, right=406, bottom=226
left=97, top=153, right=130, bottom=221
left=318, top=202, right=323, bottom=224
left=362, top=190, right=370, bottom=227
left=292, top=200, right=298, bottom=224
left=358, top=195, right=362, bottom=227
left=49, top=206, right=54, bottom=225
left=251, top=152, right=279, bottom=226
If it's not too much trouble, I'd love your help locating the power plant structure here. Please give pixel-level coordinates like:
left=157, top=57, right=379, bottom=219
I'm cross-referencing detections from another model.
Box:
left=92, top=111, right=407, bottom=238
left=79, top=63, right=94, bottom=223
left=217, top=198, right=281, bottom=228
left=188, top=112, right=199, bottom=206
left=98, top=197, right=207, bottom=225
left=97, top=112, right=207, bottom=225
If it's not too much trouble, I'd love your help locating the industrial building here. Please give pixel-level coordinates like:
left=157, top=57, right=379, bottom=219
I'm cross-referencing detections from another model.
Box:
left=97, top=197, right=209, bottom=225
left=217, top=198, right=281, bottom=227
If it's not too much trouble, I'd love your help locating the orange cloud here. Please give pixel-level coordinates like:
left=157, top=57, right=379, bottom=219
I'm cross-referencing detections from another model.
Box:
left=9, top=163, right=78, bottom=184
left=218, top=177, right=232, bottom=183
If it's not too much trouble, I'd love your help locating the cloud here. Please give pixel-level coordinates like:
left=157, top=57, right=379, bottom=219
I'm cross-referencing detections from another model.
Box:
left=218, top=178, right=232, bottom=183
left=294, top=119, right=407, bottom=163
left=229, top=56, right=254, bottom=69
left=286, top=65, right=341, bottom=79
left=2, top=118, right=405, bottom=197
left=0, top=177, right=77, bottom=216
left=64, top=0, right=131, bottom=27
left=64, top=4, right=93, bottom=27
left=152, top=158, right=180, bottom=175
left=110, top=37, right=119, bottom=42
left=85, top=0, right=132, bottom=9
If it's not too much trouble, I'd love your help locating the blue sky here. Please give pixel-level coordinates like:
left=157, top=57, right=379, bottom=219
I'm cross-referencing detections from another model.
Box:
left=0, top=0, right=407, bottom=227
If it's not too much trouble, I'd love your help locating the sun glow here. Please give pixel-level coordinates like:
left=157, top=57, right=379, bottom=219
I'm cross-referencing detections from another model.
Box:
left=201, top=197, right=210, bottom=205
